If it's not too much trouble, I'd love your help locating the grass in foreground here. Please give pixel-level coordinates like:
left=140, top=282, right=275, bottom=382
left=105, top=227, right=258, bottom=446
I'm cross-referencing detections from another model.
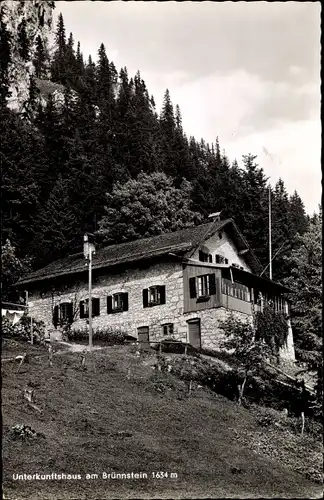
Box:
left=2, top=341, right=323, bottom=499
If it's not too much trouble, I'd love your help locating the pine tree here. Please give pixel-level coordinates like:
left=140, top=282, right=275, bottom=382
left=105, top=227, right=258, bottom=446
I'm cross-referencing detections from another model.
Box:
left=51, top=13, right=66, bottom=84
left=289, top=190, right=309, bottom=236
left=17, top=18, right=30, bottom=61
left=33, top=35, right=47, bottom=78
left=160, top=89, right=177, bottom=177
left=31, top=175, right=81, bottom=265
left=239, top=154, right=269, bottom=268
left=284, top=208, right=322, bottom=369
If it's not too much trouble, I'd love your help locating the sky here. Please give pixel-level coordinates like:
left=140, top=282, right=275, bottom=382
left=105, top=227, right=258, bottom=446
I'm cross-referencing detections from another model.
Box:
left=56, top=1, right=321, bottom=214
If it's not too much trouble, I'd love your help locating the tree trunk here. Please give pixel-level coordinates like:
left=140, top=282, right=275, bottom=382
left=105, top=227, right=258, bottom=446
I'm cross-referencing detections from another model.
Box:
left=238, top=373, right=248, bottom=405
left=301, top=411, right=305, bottom=435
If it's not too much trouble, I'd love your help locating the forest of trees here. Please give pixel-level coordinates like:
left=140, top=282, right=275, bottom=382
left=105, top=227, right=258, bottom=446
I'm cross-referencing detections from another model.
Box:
left=1, top=10, right=321, bottom=371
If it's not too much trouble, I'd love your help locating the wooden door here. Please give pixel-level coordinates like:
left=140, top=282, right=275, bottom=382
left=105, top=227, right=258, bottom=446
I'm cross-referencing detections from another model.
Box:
left=137, top=326, right=149, bottom=350
left=187, top=319, right=201, bottom=349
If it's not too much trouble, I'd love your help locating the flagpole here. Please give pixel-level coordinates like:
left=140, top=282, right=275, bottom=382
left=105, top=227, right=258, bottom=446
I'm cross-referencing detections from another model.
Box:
left=269, top=185, right=272, bottom=280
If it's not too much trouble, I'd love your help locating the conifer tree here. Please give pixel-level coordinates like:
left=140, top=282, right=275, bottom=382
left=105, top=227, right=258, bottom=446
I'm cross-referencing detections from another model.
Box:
left=284, top=208, right=322, bottom=368
left=17, top=18, right=30, bottom=61
left=51, top=12, right=67, bottom=84
left=33, top=35, right=47, bottom=78
left=31, top=175, right=81, bottom=265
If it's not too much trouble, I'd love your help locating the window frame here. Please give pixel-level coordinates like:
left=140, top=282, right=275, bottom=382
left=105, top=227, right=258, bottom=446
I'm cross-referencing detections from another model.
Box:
left=107, top=292, right=129, bottom=314
left=162, top=323, right=174, bottom=337
left=143, top=285, right=166, bottom=308
left=189, top=273, right=216, bottom=301
left=80, top=297, right=100, bottom=318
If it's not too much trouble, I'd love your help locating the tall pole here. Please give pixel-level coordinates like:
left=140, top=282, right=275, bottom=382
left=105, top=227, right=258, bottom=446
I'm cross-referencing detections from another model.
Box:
left=269, top=185, right=272, bottom=280
left=25, top=290, right=33, bottom=344
left=88, top=244, right=93, bottom=351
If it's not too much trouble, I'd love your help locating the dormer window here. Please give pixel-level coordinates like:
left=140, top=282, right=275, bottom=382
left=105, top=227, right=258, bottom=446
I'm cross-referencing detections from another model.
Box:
left=199, top=249, right=212, bottom=263
left=215, top=254, right=228, bottom=264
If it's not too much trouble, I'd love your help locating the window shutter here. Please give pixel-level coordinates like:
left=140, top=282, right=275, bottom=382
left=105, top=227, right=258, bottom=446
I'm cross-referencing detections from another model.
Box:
left=67, top=302, right=73, bottom=324
left=143, top=289, right=148, bottom=308
left=159, top=286, right=166, bottom=305
left=80, top=301, right=85, bottom=319
left=122, top=293, right=129, bottom=311
left=107, top=296, right=112, bottom=314
left=208, top=254, right=212, bottom=263
left=92, top=298, right=100, bottom=316
left=53, top=305, right=59, bottom=328
left=189, top=277, right=196, bottom=298
left=209, top=273, right=216, bottom=295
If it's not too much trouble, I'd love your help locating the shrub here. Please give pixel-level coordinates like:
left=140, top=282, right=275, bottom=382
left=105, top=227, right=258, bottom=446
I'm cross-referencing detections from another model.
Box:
left=2, top=315, right=45, bottom=344
left=152, top=338, right=199, bottom=356
left=67, top=326, right=127, bottom=345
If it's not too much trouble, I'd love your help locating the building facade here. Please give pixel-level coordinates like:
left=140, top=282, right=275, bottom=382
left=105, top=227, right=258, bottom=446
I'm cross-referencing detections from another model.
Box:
left=17, top=218, right=295, bottom=360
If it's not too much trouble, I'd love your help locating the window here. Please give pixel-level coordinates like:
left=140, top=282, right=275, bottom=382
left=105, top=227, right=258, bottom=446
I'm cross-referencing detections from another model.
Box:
left=222, top=278, right=250, bottom=302
left=80, top=298, right=100, bottom=318
left=215, top=254, right=225, bottom=264
left=162, top=323, right=174, bottom=336
left=53, top=302, right=73, bottom=328
left=107, top=293, right=128, bottom=314
left=199, top=250, right=212, bottom=263
left=60, top=303, right=73, bottom=322
left=143, top=286, right=166, bottom=308
left=189, top=273, right=216, bottom=299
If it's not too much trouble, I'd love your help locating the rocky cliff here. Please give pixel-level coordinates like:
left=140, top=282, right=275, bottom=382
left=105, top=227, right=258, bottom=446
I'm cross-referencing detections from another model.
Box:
left=1, top=0, right=55, bottom=111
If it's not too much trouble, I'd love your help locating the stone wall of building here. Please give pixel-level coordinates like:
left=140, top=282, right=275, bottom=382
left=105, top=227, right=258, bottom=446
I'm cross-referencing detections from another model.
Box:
left=27, top=259, right=295, bottom=361
left=28, top=260, right=185, bottom=343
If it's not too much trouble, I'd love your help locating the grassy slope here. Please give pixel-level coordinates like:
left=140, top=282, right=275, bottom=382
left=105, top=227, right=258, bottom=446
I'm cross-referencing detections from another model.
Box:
left=2, top=341, right=322, bottom=500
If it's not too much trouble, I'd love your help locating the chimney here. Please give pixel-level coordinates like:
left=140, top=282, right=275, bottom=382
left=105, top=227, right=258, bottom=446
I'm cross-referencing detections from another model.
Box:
left=208, top=211, right=222, bottom=222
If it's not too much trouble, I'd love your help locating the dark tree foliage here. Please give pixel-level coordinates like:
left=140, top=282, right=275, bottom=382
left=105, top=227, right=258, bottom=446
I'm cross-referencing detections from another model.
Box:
left=2, top=10, right=316, bottom=385
left=17, top=18, right=30, bottom=61
left=33, top=35, right=47, bottom=78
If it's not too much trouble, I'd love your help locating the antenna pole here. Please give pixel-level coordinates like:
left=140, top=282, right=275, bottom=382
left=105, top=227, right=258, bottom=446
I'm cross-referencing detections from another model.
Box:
left=269, top=185, right=272, bottom=280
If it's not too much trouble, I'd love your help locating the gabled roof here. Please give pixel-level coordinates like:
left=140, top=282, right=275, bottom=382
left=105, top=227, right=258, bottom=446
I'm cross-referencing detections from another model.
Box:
left=17, top=219, right=262, bottom=286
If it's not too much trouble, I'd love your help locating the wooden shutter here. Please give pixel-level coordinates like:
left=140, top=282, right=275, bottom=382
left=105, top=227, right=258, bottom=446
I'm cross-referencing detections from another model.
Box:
left=143, top=289, right=148, bottom=308
left=209, top=273, right=216, bottom=295
left=67, top=303, right=73, bottom=323
left=53, top=305, right=59, bottom=328
left=159, top=286, right=166, bottom=305
left=107, top=296, right=112, bottom=314
left=80, top=301, right=85, bottom=319
left=122, top=293, right=129, bottom=311
left=189, top=277, right=196, bottom=298
left=92, top=298, right=100, bottom=316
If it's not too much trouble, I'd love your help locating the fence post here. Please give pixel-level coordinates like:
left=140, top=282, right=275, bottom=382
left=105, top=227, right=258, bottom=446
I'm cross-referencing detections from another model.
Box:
left=184, top=344, right=188, bottom=356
